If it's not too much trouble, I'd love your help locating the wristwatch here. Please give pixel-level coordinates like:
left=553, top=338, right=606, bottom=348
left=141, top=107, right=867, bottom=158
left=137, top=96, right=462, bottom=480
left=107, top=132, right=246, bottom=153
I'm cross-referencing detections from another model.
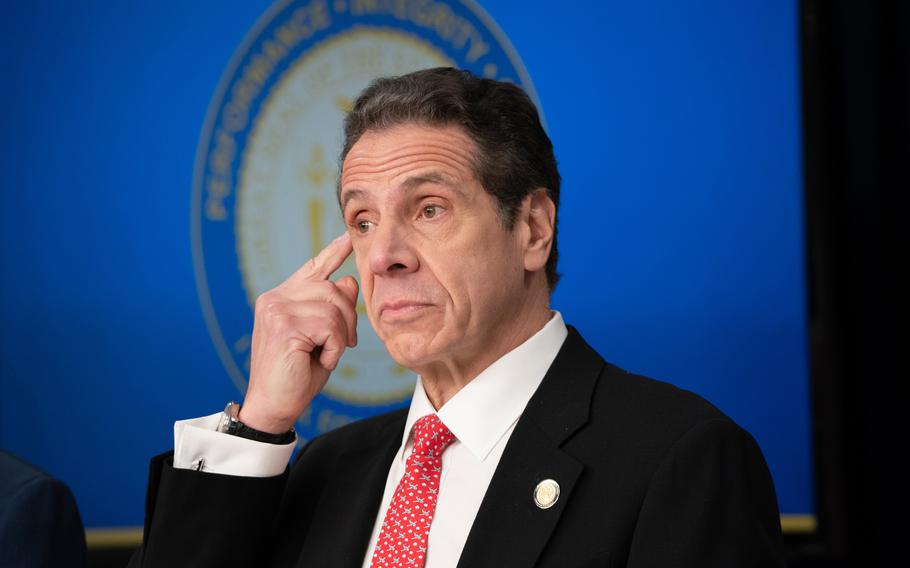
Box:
left=216, top=401, right=296, bottom=445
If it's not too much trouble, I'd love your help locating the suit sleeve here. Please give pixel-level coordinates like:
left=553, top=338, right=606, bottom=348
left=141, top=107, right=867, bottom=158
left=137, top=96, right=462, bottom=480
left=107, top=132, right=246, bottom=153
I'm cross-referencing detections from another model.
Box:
left=128, top=451, right=290, bottom=568
left=626, top=419, right=786, bottom=568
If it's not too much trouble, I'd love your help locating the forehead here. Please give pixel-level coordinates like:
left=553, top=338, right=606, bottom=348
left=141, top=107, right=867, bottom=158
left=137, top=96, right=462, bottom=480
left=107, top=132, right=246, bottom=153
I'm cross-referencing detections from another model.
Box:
left=340, top=123, right=478, bottom=190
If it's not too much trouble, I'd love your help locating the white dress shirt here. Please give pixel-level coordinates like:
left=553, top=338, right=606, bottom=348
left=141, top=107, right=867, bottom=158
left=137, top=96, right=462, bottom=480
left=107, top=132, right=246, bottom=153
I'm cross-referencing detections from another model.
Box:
left=174, top=311, right=568, bottom=568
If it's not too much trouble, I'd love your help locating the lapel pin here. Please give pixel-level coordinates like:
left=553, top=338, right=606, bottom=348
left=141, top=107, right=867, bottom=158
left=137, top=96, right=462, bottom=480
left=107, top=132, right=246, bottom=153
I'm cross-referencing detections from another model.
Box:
left=534, top=479, right=560, bottom=509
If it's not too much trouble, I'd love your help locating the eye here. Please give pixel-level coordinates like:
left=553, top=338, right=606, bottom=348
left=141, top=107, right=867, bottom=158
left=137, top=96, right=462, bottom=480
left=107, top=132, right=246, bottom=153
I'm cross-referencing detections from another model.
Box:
left=354, top=219, right=373, bottom=234
left=421, top=205, right=439, bottom=219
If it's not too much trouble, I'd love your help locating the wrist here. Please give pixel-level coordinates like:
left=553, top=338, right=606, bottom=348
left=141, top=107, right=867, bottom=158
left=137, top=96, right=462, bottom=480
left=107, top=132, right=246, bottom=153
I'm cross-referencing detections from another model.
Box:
left=217, top=402, right=296, bottom=445
left=237, top=402, right=295, bottom=435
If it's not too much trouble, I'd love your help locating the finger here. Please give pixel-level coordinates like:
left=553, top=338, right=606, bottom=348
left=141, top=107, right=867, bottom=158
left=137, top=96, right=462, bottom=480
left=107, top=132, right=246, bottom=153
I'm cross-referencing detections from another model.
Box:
left=286, top=233, right=353, bottom=285
left=336, top=275, right=359, bottom=305
left=317, top=327, right=348, bottom=370
left=335, top=275, right=359, bottom=346
left=280, top=299, right=356, bottom=349
left=283, top=312, right=348, bottom=367
left=303, top=281, right=356, bottom=347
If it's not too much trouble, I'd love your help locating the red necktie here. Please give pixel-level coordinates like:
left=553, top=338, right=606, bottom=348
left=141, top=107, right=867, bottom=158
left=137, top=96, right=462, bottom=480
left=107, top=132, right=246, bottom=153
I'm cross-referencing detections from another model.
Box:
left=370, top=414, right=456, bottom=568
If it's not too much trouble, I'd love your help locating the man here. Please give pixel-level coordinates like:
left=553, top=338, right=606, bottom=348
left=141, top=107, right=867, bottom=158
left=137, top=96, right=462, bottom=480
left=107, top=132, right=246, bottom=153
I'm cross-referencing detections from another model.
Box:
left=131, top=68, right=784, bottom=567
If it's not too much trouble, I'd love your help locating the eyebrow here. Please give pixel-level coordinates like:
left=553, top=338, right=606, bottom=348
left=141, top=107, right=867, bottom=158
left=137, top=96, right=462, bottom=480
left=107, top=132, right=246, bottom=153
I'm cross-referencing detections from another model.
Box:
left=339, top=171, right=462, bottom=211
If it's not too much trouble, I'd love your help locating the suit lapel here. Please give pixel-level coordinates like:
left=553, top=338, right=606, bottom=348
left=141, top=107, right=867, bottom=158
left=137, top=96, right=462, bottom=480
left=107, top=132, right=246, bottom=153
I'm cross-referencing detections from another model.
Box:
left=297, top=414, right=405, bottom=568
left=456, top=327, right=605, bottom=568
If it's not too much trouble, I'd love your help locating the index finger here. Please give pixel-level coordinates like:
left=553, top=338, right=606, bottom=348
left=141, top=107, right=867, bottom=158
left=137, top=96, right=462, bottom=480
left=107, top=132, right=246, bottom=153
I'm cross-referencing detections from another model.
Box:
left=289, top=232, right=353, bottom=283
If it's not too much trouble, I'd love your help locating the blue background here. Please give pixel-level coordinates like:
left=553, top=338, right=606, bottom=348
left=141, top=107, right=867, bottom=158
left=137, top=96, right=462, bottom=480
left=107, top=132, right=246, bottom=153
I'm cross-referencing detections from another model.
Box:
left=0, top=0, right=810, bottom=528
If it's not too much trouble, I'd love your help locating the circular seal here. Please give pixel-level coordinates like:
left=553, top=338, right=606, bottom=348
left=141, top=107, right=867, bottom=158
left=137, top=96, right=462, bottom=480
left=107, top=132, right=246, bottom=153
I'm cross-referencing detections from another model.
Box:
left=192, top=0, right=542, bottom=442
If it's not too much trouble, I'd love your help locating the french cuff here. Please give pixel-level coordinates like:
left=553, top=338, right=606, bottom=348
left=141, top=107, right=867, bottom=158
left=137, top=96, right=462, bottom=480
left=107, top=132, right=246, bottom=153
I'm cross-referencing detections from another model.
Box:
left=173, top=412, right=296, bottom=477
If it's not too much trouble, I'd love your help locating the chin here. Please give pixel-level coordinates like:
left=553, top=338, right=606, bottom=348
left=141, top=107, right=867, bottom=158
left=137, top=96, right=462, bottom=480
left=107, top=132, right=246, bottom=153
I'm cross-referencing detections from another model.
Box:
left=382, top=331, right=441, bottom=371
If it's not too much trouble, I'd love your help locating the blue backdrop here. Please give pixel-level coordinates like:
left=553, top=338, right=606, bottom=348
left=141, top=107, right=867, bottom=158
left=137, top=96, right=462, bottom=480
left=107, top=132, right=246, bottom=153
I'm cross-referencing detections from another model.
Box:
left=0, top=0, right=810, bottom=528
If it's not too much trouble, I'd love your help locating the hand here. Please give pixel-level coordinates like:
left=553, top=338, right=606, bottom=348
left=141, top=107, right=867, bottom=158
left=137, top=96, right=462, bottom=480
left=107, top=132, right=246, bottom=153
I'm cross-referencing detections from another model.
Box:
left=239, top=233, right=358, bottom=434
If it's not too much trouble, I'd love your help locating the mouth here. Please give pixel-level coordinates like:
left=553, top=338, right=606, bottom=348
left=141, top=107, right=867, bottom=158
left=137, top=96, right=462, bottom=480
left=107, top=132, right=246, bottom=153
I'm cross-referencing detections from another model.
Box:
left=378, top=300, right=434, bottom=323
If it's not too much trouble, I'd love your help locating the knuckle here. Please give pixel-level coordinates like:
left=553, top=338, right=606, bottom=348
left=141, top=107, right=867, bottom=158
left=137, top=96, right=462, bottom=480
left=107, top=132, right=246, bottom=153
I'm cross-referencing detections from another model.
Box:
left=287, top=337, right=311, bottom=353
left=263, top=301, right=285, bottom=319
left=307, top=299, right=342, bottom=321
left=314, top=313, right=340, bottom=332
left=255, top=290, right=280, bottom=311
left=312, top=279, right=338, bottom=297
left=272, top=313, right=296, bottom=333
left=309, top=316, right=343, bottom=342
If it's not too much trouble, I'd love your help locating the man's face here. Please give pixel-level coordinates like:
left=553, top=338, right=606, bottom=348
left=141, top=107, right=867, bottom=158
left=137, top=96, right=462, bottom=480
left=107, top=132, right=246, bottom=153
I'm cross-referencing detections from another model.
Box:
left=339, top=123, right=529, bottom=373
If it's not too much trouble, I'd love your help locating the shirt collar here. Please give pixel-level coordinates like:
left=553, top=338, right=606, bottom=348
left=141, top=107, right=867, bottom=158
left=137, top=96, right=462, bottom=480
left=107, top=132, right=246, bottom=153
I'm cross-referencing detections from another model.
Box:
left=399, top=311, right=568, bottom=462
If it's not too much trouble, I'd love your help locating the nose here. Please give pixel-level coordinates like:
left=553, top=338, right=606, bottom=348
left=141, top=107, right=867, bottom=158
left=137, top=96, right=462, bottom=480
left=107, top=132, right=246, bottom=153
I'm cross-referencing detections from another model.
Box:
left=367, top=221, right=419, bottom=276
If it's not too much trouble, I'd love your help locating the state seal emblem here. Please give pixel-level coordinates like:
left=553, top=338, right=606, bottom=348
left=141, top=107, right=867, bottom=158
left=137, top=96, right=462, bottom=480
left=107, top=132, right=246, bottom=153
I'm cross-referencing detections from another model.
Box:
left=192, top=0, right=541, bottom=441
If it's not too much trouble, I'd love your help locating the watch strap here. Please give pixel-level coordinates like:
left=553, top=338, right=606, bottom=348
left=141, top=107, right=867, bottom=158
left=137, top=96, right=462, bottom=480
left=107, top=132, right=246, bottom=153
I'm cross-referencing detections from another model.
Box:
left=218, top=401, right=296, bottom=445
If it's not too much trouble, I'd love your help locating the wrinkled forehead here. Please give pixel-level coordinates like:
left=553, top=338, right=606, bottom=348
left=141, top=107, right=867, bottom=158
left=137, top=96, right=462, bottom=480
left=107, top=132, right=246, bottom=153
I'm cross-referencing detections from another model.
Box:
left=338, top=123, right=480, bottom=196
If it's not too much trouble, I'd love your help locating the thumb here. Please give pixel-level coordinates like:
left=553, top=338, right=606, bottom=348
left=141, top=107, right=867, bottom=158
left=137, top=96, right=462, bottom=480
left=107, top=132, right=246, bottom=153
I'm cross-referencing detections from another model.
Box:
left=336, top=275, right=359, bottom=305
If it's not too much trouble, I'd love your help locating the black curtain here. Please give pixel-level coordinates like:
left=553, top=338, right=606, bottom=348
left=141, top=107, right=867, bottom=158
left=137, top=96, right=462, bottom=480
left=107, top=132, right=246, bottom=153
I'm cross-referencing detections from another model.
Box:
left=799, top=0, right=909, bottom=566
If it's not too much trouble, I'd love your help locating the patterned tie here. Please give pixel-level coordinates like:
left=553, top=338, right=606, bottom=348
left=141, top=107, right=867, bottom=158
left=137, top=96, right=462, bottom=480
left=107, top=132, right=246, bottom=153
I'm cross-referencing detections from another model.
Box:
left=370, top=414, right=456, bottom=568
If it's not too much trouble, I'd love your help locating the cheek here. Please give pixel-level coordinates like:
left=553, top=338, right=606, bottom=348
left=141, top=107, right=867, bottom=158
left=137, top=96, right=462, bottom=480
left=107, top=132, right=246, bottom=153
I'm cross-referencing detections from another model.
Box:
left=457, top=245, right=523, bottom=304
left=427, top=262, right=473, bottom=316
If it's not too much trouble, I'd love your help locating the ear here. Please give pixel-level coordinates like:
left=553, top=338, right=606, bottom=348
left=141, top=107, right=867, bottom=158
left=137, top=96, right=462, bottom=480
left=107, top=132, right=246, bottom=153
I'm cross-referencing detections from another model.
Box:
left=519, top=188, right=556, bottom=273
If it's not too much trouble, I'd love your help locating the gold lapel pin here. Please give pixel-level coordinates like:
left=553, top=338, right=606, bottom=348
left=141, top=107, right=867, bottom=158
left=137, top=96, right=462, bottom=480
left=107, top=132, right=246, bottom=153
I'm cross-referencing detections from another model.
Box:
left=534, top=479, right=560, bottom=509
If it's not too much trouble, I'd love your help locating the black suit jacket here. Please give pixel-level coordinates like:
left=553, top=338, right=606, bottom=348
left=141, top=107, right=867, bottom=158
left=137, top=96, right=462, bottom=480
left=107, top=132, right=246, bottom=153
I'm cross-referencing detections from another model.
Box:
left=0, top=451, right=86, bottom=568
left=131, top=327, right=785, bottom=567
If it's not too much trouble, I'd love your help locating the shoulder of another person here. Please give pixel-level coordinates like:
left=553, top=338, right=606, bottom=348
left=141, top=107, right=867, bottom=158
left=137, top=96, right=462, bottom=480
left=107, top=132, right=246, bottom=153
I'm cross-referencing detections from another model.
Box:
left=0, top=451, right=74, bottom=505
